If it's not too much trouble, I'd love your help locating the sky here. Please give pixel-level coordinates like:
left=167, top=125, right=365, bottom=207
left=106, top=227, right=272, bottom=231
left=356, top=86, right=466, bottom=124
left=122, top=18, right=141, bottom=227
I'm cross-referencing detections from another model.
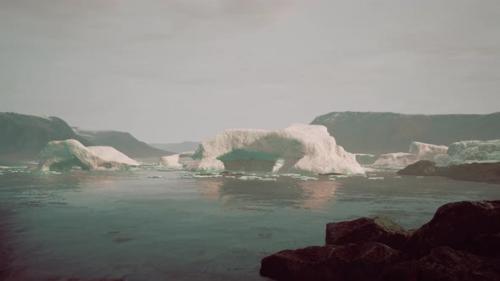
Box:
left=1, top=0, right=500, bottom=143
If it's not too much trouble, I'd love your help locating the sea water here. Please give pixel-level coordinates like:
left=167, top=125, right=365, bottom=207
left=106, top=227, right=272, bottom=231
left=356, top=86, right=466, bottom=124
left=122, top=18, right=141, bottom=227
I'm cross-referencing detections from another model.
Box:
left=1, top=169, right=499, bottom=281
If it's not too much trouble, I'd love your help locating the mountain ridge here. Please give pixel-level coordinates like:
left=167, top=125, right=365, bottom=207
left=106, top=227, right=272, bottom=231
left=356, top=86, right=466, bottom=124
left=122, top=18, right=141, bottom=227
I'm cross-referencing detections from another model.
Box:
left=311, top=111, right=500, bottom=154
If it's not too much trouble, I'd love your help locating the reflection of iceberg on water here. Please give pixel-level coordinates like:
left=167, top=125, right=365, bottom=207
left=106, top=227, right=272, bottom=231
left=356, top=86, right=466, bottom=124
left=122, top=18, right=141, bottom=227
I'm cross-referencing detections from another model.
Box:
left=195, top=177, right=341, bottom=210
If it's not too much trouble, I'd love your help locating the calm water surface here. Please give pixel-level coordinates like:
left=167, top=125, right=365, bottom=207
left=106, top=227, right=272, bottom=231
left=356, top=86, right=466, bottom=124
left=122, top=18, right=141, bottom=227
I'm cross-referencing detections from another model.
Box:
left=1, top=169, right=499, bottom=281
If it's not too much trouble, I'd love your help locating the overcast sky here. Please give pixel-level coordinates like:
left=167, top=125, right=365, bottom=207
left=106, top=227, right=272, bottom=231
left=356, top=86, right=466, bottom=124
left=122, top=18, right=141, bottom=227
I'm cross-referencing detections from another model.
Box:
left=1, top=0, right=499, bottom=143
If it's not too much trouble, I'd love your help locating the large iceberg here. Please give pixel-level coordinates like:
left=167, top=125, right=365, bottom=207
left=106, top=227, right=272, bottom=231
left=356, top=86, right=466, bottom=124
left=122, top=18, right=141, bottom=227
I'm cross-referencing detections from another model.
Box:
left=372, top=141, right=448, bottom=169
left=186, top=124, right=364, bottom=175
left=39, top=139, right=139, bottom=171
left=447, top=140, right=500, bottom=164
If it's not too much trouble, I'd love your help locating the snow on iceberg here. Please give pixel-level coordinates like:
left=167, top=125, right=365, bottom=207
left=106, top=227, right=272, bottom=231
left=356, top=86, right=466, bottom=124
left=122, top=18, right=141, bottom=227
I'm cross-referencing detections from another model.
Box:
left=159, top=151, right=199, bottom=170
left=447, top=139, right=500, bottom=164
left=160, top=154, right=183, bottom=169
left=190, top=124, right=364, bottom=175
left=87, top=146, right=139, bottom=166
left=373, top=141, right=448, bottom=169
left=39, top=139, right=139, bottom=171
left=372, top=152, right=417, bottom=169
left=409, top=141, right=448, bottom=160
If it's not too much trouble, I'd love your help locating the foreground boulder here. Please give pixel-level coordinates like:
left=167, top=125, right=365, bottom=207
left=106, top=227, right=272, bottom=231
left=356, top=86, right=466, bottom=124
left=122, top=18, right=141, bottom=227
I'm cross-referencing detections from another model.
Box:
left=408, top=201, right=500, bottom=256
left=398, top=160, right=500, bottom=184
left=325, top=217, right=409, bottom=250
left=260, top=243, right=399, bottom=281
left=383, top=247, right=500, bottom=281
left=260, top=200, right=500, bottom=281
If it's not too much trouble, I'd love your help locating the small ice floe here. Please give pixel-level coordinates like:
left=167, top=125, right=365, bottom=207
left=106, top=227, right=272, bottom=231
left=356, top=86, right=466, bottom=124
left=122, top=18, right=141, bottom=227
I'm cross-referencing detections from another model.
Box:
left=280, top=173, right=318, bottom=181
left=237, top=175, right=277, bottom=181
left=367, top=176, right=385, bottom=180
left=238, top=175, right=261, bottom=181
left=331, top=174, right=350, bottom=178
left=192, top=172, right=222, bottom=178
left=147, top=175, right=163, bottom=179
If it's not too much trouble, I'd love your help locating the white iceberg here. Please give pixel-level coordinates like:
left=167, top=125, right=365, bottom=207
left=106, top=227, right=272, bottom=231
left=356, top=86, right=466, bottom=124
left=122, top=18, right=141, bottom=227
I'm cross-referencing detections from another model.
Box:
left=409, top=141, right=448, bottom=160
left=447, top=139, right=500, bottom=164
left=39, top=139, right=139, bottom=171
left=373, top=141, right=448, bottom=169
left=87, top=146, right=139, bottom=166
left=189, top=124, right=364, bottom=175
left=160, top=151, right=197, bottom=170
left=160, top=154, right=183, bottom=169
left=372, top=152, right=417, bottom=169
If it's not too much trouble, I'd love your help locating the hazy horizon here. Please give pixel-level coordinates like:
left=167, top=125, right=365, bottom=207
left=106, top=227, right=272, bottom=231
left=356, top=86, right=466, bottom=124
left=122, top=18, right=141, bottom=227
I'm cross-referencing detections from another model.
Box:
left=1, top=0, right=500, bottom=143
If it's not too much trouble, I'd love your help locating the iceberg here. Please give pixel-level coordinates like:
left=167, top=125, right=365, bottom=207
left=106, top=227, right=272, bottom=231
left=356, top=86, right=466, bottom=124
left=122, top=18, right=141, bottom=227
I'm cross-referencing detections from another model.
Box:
left=373, top=141, right=448, bottom=169
left=447, top=140, right=500, bottom=164
left=39, top=139, right=139, bottom=171
left=409, top=141, right=448, bottom=160
left=87, top=146, right=139, bottom=166
left=372, top=152, right=417, bottom=169
left=160, top=151, right=197, bottom=170
left=160, top=154, right=183, bottom=169
left=189, top=124, right=364, bottom=175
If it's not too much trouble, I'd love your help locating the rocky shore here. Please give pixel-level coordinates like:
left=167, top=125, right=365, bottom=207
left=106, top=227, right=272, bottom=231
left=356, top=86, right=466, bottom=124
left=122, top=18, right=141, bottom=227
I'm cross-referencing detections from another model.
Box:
left=398, top=160, right=500, bottom=184
left=260, top=200, right=500, bottom=281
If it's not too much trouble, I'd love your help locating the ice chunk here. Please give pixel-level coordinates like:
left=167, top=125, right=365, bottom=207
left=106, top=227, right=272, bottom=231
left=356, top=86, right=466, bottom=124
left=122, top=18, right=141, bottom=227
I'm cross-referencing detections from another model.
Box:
left=409, top=141, right=448, bottom=160
left=373, top=141, right=448, bottom=169
left=160, top=151, right=198, bottom=170
left=160, top=154, right=183, bottom=169
left=39, top=139, right=138, bottom=171
left=372, top=152, right=417, bottom=169
left=448, top=139, right=500, bottom=164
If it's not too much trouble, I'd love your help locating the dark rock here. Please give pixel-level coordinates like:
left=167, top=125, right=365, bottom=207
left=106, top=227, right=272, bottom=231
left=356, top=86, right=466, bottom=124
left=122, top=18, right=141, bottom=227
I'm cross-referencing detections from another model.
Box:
left=260, top=245, right=336, bottom=281
left=260, top=242, right=400, bottom=281
left=468, top=233, right=500, bottom=258
left=397, top=160, right=439, bottom=176
left=262, top=200, right=500, bottom=281
left=326, top=216, right=409, bottom=249
left=443, top=163, right=500, bottom=184
left=408, top=200, right=500, bottom=255
left=383, top=247, right=500, bottom=281
left=397, top=161, right=500, bottom=184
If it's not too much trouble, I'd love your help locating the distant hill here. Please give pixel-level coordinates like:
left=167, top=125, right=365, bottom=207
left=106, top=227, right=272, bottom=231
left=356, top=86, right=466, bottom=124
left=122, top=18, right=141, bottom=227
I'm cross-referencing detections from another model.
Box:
left=311, top=111, right=500, bottom=154
left=0, top=112, right=90, bottom=163
left=150, top=141, right=200, bottom=153
left=76, top=129, right=172, bottom=158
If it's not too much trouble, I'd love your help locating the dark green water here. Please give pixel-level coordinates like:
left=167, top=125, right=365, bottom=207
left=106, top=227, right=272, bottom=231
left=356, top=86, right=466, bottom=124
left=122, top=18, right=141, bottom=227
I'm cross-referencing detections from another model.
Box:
left=1, top=169, right=499, bottom=281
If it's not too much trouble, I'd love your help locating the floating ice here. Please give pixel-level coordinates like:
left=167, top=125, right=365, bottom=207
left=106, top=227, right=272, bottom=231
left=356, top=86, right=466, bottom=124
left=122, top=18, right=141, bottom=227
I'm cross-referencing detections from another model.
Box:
left=87, top=146, right=139, bottom=166
left=39, top=139, right=139, bottom=171
left=447, top=139, right=500, bottom=164
left=372, top=141, right=448, bottom=169
left=191, top=124, right=364, bottom=175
